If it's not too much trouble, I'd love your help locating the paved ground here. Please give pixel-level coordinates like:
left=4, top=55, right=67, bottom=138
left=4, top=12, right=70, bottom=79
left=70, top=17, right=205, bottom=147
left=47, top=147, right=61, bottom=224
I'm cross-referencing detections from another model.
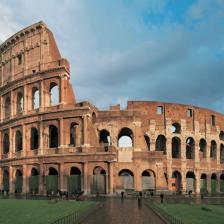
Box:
left=80, top=198, right=166, bottom=224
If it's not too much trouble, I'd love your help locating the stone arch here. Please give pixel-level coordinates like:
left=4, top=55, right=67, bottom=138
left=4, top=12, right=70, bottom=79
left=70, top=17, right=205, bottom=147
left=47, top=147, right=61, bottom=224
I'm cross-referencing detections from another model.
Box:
left=91, top=166, right=106, bottom=194
left=118, top=127, right=133, bottom=148
left=220, top=144, right=224, bottom=164
left=32, top=87, right=40, bottom=109
left=16, top=92, right=24, bottom=114
left=171, top=123, right=181, bottom=134
left=186, top=137, right=195, bottom=159
left=15, top=130, right=23, bottom=151
left=220, top=174, right=224, bottom=192
left=68, top=167, right=81, bottom=194
left=142, top=169, right=156, bottom=190
left=99, top=129, right=110, bottom=144
left=199, top=139, right=207, bottom=159
left=144, top=134, right=150, bottom=151
left=210, top=140, right=217, bottom=159
left=219, top=131, right=224, bottom=141
left=156, top=135, right=166, bottom=152
left=3, top=169, right=9, bottom=192
left=4, top=97, right=11, bottom=119
left=200, top=173, right=207, bottom=193
left=3, top=133, right=9, bottom=154
left=186, top=171, right=196, bottom=192
left=70, top=122, right=79, bottom=146
left=172, top=171, right=182, bottom=192
left=49, top=82, right=59, bottom=106
left=46, top=167, right=58, bottom=195
left=29, top=167, right=39, bottom=194
left=118, top=169, right=134, bottom=190
left=15, top=169, right=23, bottom=193
left=211, top=173, right=217, bottom=193
left=172, top=137, right=181, bottom=158
left=30, top=127, right=39, bottom=150
left=49, top=125, right=58, bottom=148
left=92, top=112, right=96, bottom=123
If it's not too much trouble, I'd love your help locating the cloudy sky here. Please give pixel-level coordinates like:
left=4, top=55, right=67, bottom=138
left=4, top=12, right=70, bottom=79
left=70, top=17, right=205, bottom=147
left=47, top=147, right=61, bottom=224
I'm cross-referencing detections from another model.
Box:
left=0, top=0, right=224, bottom=112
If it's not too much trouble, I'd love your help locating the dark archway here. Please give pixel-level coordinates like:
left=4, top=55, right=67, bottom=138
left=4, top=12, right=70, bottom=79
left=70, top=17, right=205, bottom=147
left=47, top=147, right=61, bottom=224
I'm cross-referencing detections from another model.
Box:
left=172, top=137, right=181, bottom=158
left=220, top=144, right=224, bottom=164
left=172, top=171, right=182, bottom=192
left=29, top=168, right=39, bottom=194
left=3, top=133, right=9, bottom=154
left=211, top=173, right=217, bottom=193
left=46, top=167, right=58, bottom=195
left=70, top=123, right=79, bottom=146
left=156, top=135, right=166, bottom=152
left=68, top=167, right=81, bottom=194
left=49, top=125, right=58, bottom=148
left=15, top=130, right=23, bottom=152
left=210, top=140, right=217, bottom=159
left=144, top=135, right=150, bottom=151
left=186, top=137, right=195, bottom=159
left=186, top=171, right=195, bottom=192
left=15, top=170, right=23, bottom=193
left=99, top=129, right=110, bottom=144
left=199, top=139, right=207, bottom=159
left=4, top=97, right=11, bottom=119
left=200, top=173, right=207, bottom=193
left=31, top=128, right=39, bottom=150
left=220, top=174, right=224, bottom=192
left=3, top=170, right=9, bottom=192
left=172, top=123, right=181, bottom=134
left=91, top=166, right=106, bottom=194
left=16, top=92, right=24, bottom=114
left=142, top=170, right=155, bottom=190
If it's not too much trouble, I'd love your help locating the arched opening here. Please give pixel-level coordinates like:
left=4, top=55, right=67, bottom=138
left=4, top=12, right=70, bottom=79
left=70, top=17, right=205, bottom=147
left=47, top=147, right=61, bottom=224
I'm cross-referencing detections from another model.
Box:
left=50, top=82, right=59, bottom=106
left=99, top=129, right=110, bottom=145
left=220, top=144, right=224, bottom=164
left=91, top=166, right=106, bottom=194
left=172, top=137, right=181, bottom=158
left=220, top=174, right=224, bottom=192
left=118, top=128, right=133, bottom=148
left=210, top=140, right=217, bottom=159
left=70, top=123, right=79, bottom=146
left=29, top=168, right=39, bottom=194
left=3, top=170, right=9, bottom=192
left=3, top=133, right=9, bottom=154
left=4, top=97, right=11, bottom=119
left=144, top=135, right=150, bottom=151
left=49, top=125, right=58, bottom=148
left=30, top=128, right=39, bottom=150
left=220, top=131, right=224, bottom=141
left=171, top=123, right=181, bottom=134
left=172, top=171, right=182, bottom=192
left=186, top=137, right=195, bottom=159
left=199, top=139, right=207, bottom=159
left=68, top=167, right=81, bottom=194
left=92, top=112, right=96, bottom=123
left=186, top=171, right=195, bottom=192
left=46, top=167, right=58, bottom=195
left=200, top=174, right=207, bottom=193
left=211, top=173, right=217, bottom=193
left=15, top=130, right=23, bottom=152
left=118, top=169, right=134, bottom=190
left=156, top=135, right=166, bottom=152
left=142, top=170, right=155, bottom=190
left=16, top=92, right=24, bottom=114
left=32, top=87, right=40, bottom=109
left=15, top=170, right=23, bottom=193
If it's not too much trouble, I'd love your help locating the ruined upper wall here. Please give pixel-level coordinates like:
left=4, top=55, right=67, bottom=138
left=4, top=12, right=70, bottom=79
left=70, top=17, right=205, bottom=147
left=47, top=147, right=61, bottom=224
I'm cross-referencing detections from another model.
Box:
left=0, top=21, right=70, bottom=86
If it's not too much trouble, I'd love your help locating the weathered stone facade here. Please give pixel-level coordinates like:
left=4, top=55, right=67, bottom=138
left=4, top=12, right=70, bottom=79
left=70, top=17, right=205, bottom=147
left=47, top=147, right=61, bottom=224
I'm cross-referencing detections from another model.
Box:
left=0, top=21, right=224, bottom=195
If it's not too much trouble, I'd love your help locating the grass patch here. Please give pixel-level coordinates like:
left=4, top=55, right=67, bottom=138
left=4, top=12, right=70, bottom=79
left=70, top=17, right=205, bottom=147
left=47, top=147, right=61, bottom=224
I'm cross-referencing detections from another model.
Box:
left=0, top=199, right=95, bottom=224
left=157, top=203, right=224, bottom=224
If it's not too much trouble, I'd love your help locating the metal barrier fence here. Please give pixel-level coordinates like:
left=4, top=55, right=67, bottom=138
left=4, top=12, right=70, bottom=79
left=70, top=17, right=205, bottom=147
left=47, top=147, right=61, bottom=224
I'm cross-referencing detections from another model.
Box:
left=146, top=200, right=186, bottom=224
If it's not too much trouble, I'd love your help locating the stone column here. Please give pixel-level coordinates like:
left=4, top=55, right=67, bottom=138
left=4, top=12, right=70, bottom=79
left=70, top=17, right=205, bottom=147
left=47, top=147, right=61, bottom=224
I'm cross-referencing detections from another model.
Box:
left=82, top=115, right=88, bottom=146
left=207, top=174, right=211, bottom=193
left=23, top=84, right=28, bottom=114
left=9, top=166, right=14, bottom=193
left=181, top=171, right=186, bottom=193
left=83, top=162, right=88, bottom=194
left=195, top=173, right=200, bottom=194
left=9, top=128, right=13, bottom=158
left=108, top=162, right=114, bottom=195
left=59, top=163, right=66, bottom=191
left=217, top=176, right=220, bottom=193
left=40, top=80, right=45, bottom=110
left=10, top=90, right=14, bottom=118
left=39, top=164, right=45, bottom=195
left=59, top=118, right=65, bottom=147
left=22, top=125, right=27, bottom=157
left=22, top=165, right=28, bottom=194
left=0, top=168, right=2, bottom=190
left=39, top=121, right=44, bottom=155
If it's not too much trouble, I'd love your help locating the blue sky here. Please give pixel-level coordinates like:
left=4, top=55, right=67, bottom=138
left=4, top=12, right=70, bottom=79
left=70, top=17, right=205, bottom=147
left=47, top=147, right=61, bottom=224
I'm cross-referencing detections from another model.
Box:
left=1, top=0, right=224, bottom=112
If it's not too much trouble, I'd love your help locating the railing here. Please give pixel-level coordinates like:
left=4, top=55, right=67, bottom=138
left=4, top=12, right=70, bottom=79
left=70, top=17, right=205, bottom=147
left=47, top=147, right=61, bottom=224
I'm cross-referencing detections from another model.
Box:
left=146, top=200, right=186, bottom=224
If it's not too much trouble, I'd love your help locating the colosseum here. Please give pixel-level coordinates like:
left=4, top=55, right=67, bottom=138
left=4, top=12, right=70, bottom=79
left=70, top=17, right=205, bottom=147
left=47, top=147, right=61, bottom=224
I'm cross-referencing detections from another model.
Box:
left=0, top=21, right=224, bottom=196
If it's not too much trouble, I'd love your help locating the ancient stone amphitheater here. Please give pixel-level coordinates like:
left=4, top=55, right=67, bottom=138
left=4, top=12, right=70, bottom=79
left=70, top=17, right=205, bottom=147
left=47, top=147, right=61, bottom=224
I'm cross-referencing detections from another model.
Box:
left=0, top=21, right=224, bottom=196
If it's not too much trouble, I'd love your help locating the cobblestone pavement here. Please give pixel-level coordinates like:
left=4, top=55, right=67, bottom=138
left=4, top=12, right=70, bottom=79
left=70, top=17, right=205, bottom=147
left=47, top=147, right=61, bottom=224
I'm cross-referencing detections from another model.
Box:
left=80, top=198, right=166, bottom=224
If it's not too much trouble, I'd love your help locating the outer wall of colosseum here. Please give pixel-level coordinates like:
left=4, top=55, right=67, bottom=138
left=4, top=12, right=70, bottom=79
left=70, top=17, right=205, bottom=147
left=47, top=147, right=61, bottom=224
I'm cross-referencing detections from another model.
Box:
left=0, top=21, right=224, bottom=196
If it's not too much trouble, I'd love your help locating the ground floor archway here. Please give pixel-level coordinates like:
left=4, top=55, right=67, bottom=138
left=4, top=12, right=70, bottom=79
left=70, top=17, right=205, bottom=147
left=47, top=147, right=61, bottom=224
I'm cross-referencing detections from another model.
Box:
left=68, top=167, right=81, bottom=194
left=220, top=174, right=224, bottom=192
left=15, top=170, right=23, bottom=193
left=186, top=171, right=195, bottom=192
left=91, top=166, right=106, bottom=194
left=29, top=168, right=39, bottom=194
left=3, top=170, right=9, bottom=192
left=172, top=171, right=182, bottom=192
left=118, top=169, right=134, bottom=190
left=141, top=170, right=155, bottom=190
left=46, top=167, right=58, bottom=195
left=200, top=173, right=207, bottom=193
left=211, top=173, right=217, bottom=193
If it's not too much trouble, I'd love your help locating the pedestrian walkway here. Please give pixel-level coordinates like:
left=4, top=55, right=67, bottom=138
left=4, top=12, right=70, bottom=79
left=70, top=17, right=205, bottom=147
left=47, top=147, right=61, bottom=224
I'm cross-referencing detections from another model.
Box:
left=80, top=198, right=166, bottom=224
